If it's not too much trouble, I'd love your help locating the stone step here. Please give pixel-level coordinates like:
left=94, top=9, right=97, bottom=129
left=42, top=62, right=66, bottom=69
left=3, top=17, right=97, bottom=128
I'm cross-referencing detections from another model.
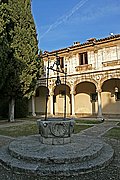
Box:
left=36, top=143, right=114, bottom=176
left=8, top=135, right=104, bottom=164
left=0, top=135, right=114, bottom=177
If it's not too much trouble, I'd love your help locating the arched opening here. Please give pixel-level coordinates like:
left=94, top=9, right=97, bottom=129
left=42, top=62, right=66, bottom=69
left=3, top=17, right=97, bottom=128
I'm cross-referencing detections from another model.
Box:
left=54, top=84, right=71, bottom=116
left=75, top=81, right=97, bottom=117
left=101, top=78, right=120, bottom=117
left=35, top=86, right=49, bottom=115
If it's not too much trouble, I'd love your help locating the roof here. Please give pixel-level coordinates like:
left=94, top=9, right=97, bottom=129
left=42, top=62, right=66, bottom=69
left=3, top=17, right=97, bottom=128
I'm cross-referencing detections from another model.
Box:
left=43, top=34, right=120, bottom=57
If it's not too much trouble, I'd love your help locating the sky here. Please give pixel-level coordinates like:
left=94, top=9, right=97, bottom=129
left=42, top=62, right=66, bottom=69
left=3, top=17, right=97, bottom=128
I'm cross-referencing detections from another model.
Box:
left=31, top=0, right=120, bottom=52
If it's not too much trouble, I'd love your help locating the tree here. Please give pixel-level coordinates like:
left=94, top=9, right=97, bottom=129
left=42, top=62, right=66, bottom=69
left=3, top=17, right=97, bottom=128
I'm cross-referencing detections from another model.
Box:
left=0, top=0, right=41, bottom=121
left=0, top=0, right=12, bottom=91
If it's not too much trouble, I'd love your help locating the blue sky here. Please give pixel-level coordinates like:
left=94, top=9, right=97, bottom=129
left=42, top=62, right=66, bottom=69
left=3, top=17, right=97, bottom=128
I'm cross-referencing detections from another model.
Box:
left=32, top=0, right=120, bottom=52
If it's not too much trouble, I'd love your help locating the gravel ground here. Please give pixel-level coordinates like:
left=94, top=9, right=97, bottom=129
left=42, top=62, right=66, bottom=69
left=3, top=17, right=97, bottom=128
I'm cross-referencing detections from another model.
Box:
left=0, top=136, right=120, bottom=180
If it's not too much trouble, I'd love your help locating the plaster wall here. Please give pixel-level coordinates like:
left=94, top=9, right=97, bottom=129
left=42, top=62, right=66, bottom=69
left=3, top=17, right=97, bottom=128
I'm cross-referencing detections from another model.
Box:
left=102, top=92, right=120, bottom=114
left=55, top=95, right=70, bottom=114
left=75, top=93, right=92, bottom=114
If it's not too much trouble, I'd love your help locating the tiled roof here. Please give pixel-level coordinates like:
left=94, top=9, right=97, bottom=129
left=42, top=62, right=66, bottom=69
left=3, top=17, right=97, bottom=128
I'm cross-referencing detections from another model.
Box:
left=43, top=34, right=120, bottom=57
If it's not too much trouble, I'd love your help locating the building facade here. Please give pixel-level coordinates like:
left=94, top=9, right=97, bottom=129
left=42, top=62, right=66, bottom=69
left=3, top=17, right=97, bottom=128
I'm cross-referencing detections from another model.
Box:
left=29, top=34, right=120, bottom=119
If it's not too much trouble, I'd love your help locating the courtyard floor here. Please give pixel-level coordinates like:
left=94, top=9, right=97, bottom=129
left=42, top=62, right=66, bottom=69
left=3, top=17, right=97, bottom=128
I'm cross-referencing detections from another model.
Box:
left=0, top=119, right=119, bottom=180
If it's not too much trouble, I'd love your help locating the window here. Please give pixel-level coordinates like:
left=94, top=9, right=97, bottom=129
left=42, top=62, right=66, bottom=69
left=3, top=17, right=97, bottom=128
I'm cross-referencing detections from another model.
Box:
left=79, top=52, right=88, bottom=65
left=57, top=57, right=64, bottom=69
left=60, top=57, right=64, bottom=69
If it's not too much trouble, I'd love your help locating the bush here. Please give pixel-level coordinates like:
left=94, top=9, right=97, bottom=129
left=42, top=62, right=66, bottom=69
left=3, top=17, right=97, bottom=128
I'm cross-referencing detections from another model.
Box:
left=15, top=97, right=29, bottom=118
left=0, top=97, right=28, bottom=119
left=0, top=98, right=9, bottom=118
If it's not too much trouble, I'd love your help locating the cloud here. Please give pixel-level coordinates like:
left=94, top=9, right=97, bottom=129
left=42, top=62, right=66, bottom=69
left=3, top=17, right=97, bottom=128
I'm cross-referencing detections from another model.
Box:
left=39, top=0, right=89, bottom=41
left=79, top=1, right=120, bottom=22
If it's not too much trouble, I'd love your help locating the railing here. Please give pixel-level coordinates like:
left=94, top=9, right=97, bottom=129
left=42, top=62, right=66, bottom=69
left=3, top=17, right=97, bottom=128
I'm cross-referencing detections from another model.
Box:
left=75, top=64, right=92, bottom=72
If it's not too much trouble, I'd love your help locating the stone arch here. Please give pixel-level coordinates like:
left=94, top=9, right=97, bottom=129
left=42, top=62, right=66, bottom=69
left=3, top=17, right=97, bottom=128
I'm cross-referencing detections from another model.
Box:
left=74, top=80, right=98, bottom=117
left=101, top=78, right=120, bottom=92
left=74, top=78, right=98, bottom=93
left=53, top=84, right=71, bottom=115
left=100, top=74, right=120, bottom=88
left=50, top=80, right=71, bottom=93
left=35, top=86, right=49, bottom=115
left=101, top=77, right=120, bottom=117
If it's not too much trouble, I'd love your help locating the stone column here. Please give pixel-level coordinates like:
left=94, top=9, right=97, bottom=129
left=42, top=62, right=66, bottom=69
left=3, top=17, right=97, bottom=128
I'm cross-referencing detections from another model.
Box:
left=50, top=91, right=54, bottom=116
left=70, top=90, right=76, bottom=116
left=31, top=96, right=36, bottom=117
left=97, top=88, right=103, bottom=119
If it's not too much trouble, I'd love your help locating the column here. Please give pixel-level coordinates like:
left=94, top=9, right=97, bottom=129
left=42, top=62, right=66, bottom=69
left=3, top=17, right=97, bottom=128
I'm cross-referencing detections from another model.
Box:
left=31, top=96, right=36, bottom=117
left=50, top=91, right=54, bottom=116
left=97, top=88, right=102, bottom=119
left=70, top=90, right=76, bottom=116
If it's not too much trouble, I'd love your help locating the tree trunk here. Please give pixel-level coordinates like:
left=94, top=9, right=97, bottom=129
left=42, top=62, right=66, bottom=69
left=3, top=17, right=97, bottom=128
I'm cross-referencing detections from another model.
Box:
left=9, top=97, right=15, bottom=122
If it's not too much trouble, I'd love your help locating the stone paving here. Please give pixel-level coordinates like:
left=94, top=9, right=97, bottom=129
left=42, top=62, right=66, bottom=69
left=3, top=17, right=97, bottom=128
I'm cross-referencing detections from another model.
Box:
left=0, top=119, right=119, bottom=180
left=80, top=121, right=119, bottom=137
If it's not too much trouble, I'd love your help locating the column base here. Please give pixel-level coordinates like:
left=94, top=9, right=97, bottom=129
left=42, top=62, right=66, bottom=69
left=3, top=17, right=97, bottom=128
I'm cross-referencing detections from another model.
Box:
left=97, top=116, right=105, bottom=122
left=32, top=113, right=36, bottom=117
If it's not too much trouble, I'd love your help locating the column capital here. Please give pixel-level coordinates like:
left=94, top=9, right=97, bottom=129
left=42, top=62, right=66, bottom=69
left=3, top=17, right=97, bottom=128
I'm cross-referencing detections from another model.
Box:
left=96, top=83, right=102, bottom=93
left=49, top=88, right=54, bottom=96
left=70, top=90, right=76, bottom=95
left=50, top=92, right=54, bottom=96
left=96, top=87, right=102, bottom=93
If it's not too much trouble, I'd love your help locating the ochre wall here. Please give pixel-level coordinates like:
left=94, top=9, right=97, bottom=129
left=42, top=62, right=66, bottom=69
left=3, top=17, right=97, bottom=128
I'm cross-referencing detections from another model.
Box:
left=75, top=93, right=98, bottom=115
left=102, top=92, right=120, bottom=114
left=55, top=94, right=70, bottom=114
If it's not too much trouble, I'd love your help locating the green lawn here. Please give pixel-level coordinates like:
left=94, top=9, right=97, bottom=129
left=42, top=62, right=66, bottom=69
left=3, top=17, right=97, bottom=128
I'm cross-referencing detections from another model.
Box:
left=75, top=119, right=103, bottom=124
left=74, top=124, right=93, bottom=134
left=103, top=127, right=120, bottom=140
left=0, top=123, right=38, bottom=137
left=0, top=121, right=93, bottom=137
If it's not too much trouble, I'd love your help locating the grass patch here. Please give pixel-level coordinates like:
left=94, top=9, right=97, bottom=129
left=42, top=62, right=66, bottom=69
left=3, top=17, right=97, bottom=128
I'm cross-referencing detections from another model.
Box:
left=74, top=124, right=93, bottom=134
left=0, top=121, right=93, bottom=137
left=75, top=119, right=102, bottom=124
left=0, top=123, right=38, bottom=137
left=103, top=127, right=120, bottom=140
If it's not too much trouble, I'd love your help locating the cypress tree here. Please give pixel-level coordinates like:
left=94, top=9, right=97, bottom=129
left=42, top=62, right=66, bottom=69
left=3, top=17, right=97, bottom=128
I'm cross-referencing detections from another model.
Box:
left=0, top=0, right=12, bottom=91
left=0, top=0, right=41, bottom=121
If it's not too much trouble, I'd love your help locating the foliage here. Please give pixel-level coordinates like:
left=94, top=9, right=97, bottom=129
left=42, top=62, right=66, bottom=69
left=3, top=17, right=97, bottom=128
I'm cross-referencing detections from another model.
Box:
left=0, top=0, right=42, bottom=100
left=0, top=97, right=29, bottom=118
left=0, top=0, right=43, bottom=120
left=0, top=0, right=13, bottom=92
left=36, top=50, right=44, bottom=79
left=15, top=97, right=29, bottom=118
left=0, top=97, right=9, bottom=118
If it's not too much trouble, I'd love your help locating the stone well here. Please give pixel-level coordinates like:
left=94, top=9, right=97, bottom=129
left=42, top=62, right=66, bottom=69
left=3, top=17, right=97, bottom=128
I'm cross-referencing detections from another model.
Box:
left=37, top=118, right=75, bottom=145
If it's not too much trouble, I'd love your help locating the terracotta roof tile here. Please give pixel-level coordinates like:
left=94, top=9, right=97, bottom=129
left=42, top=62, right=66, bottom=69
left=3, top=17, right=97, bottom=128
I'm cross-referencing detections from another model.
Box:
left=43, top=34, right=120, bottom=56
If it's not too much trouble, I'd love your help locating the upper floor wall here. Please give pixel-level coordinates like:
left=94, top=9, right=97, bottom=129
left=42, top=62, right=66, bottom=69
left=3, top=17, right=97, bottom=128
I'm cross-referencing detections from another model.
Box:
left=42, top=34, right=120, bottom=77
